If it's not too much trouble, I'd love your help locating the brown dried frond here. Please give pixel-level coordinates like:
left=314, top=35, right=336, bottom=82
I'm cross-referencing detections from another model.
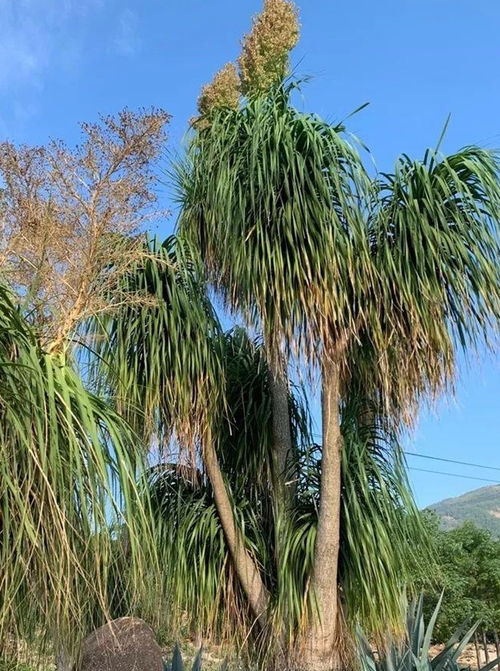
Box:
left=238, top=0, right=300, bottom=96
left=0, top=107, right=170, bottom=351
left=197, top=63, right=241, bottom=117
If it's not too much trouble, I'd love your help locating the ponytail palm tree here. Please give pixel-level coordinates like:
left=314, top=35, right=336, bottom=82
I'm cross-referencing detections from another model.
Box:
left=176, top=79, right=500, bottom=669
left=177, top=84, right=385, bottom=667
left=0, top=284, right=155, bottom=667
left=145, top=326, right=310, bottom=646
left=91, top=235, right=422, bottom=663
left=89, top=237, right=277, bottom=631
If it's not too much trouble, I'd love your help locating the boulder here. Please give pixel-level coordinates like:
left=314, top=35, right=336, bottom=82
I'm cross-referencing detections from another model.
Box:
left=78, top=617, right=164, bottom=671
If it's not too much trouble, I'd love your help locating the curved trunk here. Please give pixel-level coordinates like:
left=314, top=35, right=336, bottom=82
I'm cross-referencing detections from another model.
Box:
left=302, top=354, right=343, bottom=671
left=202, top=436, right=270, bottom=628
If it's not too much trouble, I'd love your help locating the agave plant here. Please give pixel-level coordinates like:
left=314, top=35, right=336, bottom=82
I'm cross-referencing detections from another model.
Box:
left=357, top=596, right=500, bottom=671
left=163, top=644, right=227, bottom=671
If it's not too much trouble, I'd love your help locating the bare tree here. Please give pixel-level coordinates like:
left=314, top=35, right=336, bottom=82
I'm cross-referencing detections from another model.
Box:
left=0, top=107, right=170, bottom=351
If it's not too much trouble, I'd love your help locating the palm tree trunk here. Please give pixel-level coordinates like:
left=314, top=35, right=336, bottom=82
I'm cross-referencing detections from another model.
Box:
left=269, top=351, right=295, bottom=657
left=202, top=435, right=270, bottom=628
left=270, top=365, right=293, bottom=483
left=302, top=353, right=343, bottom=671
left=268, top=345, right=294, bottom=495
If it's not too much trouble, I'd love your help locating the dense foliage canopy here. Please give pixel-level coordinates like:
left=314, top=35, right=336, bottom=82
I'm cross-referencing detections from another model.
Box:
left=417, top=515, right=500, bottom=641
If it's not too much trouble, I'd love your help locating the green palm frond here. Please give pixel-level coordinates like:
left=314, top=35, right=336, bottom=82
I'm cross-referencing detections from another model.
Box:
left=89, top=235, right=223, bottom=451
left=0, top=285, right=156, bottom=662
left=369, top=146, right=500, bottom=415
left=177, top=85, right=374, bottom=360
left=339, top=391, right=426, bottom=636
left=141, top=325, right=312, bottom=648
left=179, top=82, right=500, bottom=409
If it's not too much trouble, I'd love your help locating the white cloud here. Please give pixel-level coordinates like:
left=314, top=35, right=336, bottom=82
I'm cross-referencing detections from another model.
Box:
left=113, top=8, right=141, bottom=57
left=0, top=0, right=103, bottom=92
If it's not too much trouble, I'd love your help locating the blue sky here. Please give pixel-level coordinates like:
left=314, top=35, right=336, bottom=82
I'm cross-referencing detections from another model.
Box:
left=1, top=0, right=498, bottom=507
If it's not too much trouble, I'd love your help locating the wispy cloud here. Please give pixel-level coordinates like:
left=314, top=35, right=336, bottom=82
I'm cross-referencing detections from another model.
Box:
left=113, top=8, right=141, bottom=57
left=0, top=0, right=102, bottom=92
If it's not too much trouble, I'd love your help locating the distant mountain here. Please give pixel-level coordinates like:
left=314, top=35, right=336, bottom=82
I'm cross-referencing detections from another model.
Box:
left=427, top=485, right=500, bottom=537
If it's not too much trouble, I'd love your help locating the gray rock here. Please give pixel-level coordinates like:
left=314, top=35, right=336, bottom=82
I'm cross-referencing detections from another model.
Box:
left=78, top=617, right=164, bottom=671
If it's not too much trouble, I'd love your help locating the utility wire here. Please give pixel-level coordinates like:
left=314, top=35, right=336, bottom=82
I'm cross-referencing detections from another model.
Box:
left=408, top=467, right=500, bottom=485
left=405, top=451, right=500, bottom=473
left=311, top=433, right=500, bottom=477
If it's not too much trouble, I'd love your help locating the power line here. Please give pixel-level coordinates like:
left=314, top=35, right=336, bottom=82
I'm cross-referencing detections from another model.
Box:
left=405, top=451, right=500, bottom=473
left=408, top=467, right=500, bottom=485
left=311, top=433, right=500, bottom=477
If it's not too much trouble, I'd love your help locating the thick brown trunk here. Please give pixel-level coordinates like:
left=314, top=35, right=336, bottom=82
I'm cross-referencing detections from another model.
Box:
left=269, top=351, right=295, bottom=659
left=203, top=436, right=270, bottom=627
left=268, top=348, right=294, bottom=493
left=301, top=354, right=343, bottom=670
